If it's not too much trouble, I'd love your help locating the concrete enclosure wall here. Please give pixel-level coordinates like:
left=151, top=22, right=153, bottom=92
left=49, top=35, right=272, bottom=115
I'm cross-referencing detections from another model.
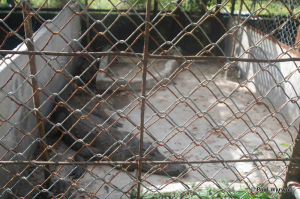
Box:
left=0, top=3, right=81, bottom=196
left=226, top=21, right=300, bottom=125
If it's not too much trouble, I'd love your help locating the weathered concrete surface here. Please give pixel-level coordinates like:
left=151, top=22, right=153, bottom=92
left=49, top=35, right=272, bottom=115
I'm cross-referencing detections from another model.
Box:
left=226, top=20, right=300, bottom=125
left=0, top=3, right=81, bottom=197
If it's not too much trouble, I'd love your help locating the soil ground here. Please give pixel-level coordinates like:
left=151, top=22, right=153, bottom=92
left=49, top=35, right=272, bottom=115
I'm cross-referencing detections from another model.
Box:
left=16, top=60, right=297, bottom=198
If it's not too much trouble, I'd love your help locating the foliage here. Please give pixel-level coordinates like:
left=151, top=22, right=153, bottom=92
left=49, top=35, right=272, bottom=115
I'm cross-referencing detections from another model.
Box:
left=131, top=179, right=279, bottom=199
left=0, top=0, right=213, bottom=11
left=0, top=0, right=297, bottom=16
left=181, top=0, right=212, bottom=12
left=131, top=187, right=278, bottom=199
left=280, top=143, right=294, bottom=158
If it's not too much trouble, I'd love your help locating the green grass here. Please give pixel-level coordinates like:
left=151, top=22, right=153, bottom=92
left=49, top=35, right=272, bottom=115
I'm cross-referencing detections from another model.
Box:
left=280, top=143, right=294, bottom=158
left=131, top=180, right=280, bottom=199
left=132, top=188, right=278, bottom=199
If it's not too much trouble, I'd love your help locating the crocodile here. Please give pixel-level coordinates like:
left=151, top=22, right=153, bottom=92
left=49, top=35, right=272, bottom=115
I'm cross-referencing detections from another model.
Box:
left=47, top=100, right=186, bottom=178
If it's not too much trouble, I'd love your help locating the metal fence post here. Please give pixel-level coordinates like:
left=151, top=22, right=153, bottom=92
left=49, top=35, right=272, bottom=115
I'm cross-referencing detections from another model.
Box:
left=279, top=123, right=300, bottom=199
left=296, top=25, right=300, bottom=45
left=22, top=0, right=52, bottom=188
left=137, top=0, right=152, bottom=198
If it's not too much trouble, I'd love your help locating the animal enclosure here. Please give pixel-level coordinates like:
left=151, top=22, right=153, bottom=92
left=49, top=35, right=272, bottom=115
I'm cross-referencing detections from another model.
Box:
left=0, top=0, right=300, bottom=198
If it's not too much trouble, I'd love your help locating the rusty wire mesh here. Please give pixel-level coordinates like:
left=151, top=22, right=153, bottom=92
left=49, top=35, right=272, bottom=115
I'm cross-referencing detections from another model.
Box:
left=0, top=0, right=300, bottom=198
left=245, top=0, right=299, bottom=47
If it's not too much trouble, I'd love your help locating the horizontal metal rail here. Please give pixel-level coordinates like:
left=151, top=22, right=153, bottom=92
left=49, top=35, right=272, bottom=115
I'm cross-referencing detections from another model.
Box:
left=0, top=158, right=298, bottom=165
left=1, top=50, right=300, bottom=62
left=288, top=181, right=300, bottom=199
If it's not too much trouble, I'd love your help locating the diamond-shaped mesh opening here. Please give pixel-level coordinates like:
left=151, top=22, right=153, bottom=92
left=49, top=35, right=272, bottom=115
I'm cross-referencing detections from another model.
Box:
left=0, top=0, right=300, bottom=198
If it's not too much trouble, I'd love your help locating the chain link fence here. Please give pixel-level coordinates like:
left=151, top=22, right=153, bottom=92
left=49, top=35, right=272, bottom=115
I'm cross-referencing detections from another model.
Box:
left=244, top=0, right=299, bottom=47
left=0, top=0, right=300, bottom=198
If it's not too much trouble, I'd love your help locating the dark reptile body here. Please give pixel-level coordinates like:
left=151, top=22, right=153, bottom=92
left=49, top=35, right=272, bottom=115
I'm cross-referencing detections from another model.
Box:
left=48, top=101, right=186, bottom=178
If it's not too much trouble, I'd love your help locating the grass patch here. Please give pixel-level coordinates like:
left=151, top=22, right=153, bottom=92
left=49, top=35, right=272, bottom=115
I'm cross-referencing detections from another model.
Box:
left=132, top=187, right=279, bottom=199
left=132, top=179, right=280, bottom=199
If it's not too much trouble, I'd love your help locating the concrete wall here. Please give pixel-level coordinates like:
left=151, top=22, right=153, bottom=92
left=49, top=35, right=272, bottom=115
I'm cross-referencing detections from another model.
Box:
left=226, top=21, right=300, bottom=125
left=0, top=3, right=81, bottom=197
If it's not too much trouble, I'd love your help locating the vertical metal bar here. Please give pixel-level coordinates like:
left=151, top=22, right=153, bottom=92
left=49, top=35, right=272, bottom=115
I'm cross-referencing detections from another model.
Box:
left=279, top=123, right=300, bottom=199
left=230, top=0, right=236, bottom=16
left=295, top=25, right=300, bottom=45
left=154, top=0, right=158, bottom=17
left=137, top=0, right=152, bottom=198
left=230, top=0, right=243, bottom=57
left=224, top=0, right=242, bottom=80
left=215, top=0, right=221, bottom=12
left=22, top=1, right=52, bottom=188
left=85, top=0, right=91, bottom=51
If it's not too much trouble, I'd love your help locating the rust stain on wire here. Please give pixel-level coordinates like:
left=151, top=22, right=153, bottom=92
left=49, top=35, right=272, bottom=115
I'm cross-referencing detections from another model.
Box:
left=1, top=1, right=300, bottom=198
left=0, top=158, right=298, bottom=165
left=22, top=1, right=52, bottom=188
left=137, top=0, right=152, bottom=198
left=1, top=50, right=300, bottom=62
